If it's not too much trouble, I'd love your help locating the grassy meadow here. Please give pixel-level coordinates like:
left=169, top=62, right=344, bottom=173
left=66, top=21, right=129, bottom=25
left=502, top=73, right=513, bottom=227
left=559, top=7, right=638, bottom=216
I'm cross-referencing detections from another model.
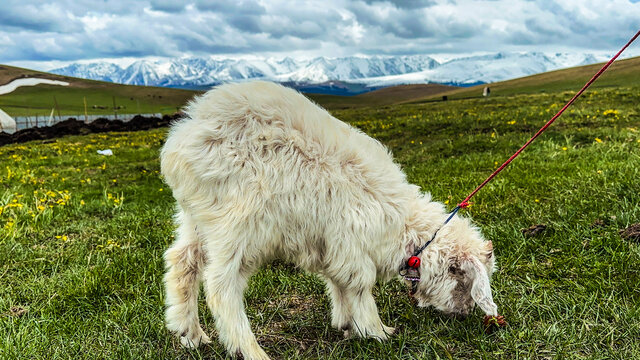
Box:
left=1, top=82, right=639, bottom=359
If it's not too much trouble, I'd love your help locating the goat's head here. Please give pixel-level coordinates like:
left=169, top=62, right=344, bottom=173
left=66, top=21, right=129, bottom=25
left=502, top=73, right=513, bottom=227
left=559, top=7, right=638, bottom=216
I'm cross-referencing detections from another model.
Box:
left=404, top=215, right=497, bottom=318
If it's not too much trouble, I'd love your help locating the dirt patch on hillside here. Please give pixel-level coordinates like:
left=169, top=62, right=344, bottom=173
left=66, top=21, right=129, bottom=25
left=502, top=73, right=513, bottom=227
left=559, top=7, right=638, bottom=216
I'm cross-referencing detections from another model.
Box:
left=521, top=224, right=547, bottom=238
left=0, top=114, right=182, bottom=147
left=620, top=223, right=640, bottom=242
left=9, top=306, right=28, bottom=317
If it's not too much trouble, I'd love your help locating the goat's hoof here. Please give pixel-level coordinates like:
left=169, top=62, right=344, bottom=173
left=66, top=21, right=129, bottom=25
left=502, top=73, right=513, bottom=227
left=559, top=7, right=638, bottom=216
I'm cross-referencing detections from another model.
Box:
left=179, top=330, right=211, bottom=348
left=371, top=331, right=390, bottom=342
left=367, top=325, right=395, bottom=341
left=382, top=325, right=395, bottom=337
left=236, top=347, right=271, bottom=360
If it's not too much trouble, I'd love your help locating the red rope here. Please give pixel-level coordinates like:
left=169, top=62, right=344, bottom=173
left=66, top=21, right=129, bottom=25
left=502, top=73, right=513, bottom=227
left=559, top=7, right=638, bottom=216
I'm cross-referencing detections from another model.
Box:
left=458, top=29, right=640, bottom=208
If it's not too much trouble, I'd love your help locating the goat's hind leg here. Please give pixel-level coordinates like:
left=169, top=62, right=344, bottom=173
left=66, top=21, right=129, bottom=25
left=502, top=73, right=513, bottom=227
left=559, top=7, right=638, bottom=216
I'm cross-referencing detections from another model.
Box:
left=164, top=210, right=210, bottom=347
left=203, top=236, right=270, bottom=360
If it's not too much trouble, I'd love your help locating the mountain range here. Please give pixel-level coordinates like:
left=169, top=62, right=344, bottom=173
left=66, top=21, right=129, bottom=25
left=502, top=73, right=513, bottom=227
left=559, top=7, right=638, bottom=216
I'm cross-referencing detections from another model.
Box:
left=50, top=52, right=611, bottom=94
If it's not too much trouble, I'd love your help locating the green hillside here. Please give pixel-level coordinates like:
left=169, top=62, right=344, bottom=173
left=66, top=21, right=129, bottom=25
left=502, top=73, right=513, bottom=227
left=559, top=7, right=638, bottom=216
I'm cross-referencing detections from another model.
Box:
left=0, top=65, right=200, bottom=117
left=411, top=55, right=640, bottom=103
left=308, top=84, right=458, bottom=109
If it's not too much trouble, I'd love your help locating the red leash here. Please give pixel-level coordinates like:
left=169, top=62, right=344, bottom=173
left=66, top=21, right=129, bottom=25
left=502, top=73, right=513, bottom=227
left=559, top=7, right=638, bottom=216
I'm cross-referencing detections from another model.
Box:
left=405, top=30, right=640, bottom=269
left=456, top=29, right=640, bottom=209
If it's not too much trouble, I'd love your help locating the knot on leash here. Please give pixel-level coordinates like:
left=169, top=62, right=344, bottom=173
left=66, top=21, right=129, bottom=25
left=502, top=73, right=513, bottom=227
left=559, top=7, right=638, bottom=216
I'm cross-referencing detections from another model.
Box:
left=458, top=201, right=471, bottom=209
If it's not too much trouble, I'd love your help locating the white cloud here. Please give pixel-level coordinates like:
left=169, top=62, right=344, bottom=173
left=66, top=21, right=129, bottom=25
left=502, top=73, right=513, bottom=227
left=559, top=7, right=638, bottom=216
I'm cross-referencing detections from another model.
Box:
left=0, top=0, right=638, bottom=65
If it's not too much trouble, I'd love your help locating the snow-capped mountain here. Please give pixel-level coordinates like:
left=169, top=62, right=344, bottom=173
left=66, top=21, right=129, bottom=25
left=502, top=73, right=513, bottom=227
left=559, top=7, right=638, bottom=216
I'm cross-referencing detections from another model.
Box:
left=359, top=52, right=609, bottom=87
left=50, top=52, right=611, bottom=92
left=272, top=55, right=439, bottom=83
left=53, top=62, right=122, bottom=82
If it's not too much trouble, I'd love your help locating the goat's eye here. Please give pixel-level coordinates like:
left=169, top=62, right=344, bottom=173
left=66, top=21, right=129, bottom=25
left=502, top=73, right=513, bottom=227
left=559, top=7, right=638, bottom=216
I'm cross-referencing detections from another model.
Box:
left=448, top=266, right=457, bottom=274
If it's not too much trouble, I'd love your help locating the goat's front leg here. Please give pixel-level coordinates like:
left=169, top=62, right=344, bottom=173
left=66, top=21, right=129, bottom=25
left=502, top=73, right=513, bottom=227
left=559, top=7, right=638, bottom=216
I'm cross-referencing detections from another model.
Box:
left=324, top=278, right=352, bottom=333
left=345, top=286, right=395, bottom=340
left=327, top=258, right=394, bottom=341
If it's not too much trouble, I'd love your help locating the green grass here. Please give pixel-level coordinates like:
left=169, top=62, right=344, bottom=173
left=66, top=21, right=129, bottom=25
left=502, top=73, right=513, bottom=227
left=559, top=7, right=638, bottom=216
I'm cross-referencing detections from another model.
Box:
left=0, top=64, right=199, bottom=117
left=1, top=84, right=640, bottom=359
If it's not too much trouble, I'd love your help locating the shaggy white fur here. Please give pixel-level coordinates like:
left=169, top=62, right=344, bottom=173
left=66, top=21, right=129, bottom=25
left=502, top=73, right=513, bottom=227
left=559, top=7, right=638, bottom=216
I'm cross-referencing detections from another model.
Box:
left=160, top=81, right=497, bottom=360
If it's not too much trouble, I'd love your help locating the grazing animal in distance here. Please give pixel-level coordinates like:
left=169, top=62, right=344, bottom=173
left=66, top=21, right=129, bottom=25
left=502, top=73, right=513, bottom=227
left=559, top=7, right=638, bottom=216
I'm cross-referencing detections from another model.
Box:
left=160, top=81, right=498, bottom=360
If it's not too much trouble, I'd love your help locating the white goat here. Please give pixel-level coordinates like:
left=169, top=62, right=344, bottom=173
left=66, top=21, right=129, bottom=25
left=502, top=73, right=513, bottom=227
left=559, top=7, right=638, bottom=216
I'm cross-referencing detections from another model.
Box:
left=160, top=81, right=497, bottom=360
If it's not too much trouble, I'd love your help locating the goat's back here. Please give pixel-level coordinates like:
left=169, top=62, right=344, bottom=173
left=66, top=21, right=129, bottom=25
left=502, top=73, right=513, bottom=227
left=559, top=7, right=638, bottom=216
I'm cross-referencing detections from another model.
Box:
left=160, top=81, right=416, bottom=265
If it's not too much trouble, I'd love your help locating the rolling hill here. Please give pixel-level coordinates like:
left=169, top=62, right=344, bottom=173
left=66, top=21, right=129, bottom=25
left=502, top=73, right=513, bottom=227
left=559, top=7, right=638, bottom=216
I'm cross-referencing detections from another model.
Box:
left=306, top=84, right=458, bottom=109
left=0, top=65, right=199, bottom=117
left=411, top=55, right=640, bottom=103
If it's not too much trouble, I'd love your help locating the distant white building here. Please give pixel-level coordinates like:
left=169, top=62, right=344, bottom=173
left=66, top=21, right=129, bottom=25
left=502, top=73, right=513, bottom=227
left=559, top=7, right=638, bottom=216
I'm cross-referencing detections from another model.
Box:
left=0, top=108, right=17, bottom=134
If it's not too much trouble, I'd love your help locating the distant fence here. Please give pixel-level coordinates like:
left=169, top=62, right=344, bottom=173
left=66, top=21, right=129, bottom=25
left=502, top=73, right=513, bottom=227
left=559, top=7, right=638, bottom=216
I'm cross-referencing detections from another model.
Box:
left=14, top=113, right=163, bottom=131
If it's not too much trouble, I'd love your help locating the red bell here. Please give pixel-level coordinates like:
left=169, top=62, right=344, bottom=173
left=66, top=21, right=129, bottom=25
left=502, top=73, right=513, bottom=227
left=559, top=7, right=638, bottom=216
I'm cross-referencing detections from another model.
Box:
left=407, top=256, right=421, bottom=269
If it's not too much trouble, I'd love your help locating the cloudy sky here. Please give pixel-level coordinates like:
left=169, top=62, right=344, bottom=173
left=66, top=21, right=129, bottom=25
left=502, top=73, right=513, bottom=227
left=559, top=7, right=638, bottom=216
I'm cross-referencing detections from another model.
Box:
left=1, top=0, right=639, bottom=69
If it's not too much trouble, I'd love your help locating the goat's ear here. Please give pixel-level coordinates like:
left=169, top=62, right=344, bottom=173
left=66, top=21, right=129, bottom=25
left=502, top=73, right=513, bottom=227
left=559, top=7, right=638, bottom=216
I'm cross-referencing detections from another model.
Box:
left=484, top=241, right=493, bottom=260
left=405, top=242, right=415, bottom=257
left=463, top=256, right=498, bottom=316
